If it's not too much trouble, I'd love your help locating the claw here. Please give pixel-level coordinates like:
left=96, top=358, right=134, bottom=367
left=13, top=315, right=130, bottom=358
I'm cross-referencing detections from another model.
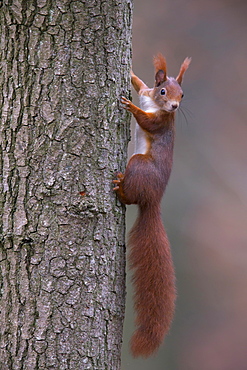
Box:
left=113, top=172, right=124, bottom=192
left=121, top=96, right=131, bottom=110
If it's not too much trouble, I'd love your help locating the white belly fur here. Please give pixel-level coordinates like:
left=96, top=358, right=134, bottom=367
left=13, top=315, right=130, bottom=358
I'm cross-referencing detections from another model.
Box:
left=134, top=95, right=159, bottom=155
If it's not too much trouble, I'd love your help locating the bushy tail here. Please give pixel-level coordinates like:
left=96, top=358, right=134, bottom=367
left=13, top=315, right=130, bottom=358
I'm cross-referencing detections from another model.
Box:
left=128, top=204, right=176, bottom=357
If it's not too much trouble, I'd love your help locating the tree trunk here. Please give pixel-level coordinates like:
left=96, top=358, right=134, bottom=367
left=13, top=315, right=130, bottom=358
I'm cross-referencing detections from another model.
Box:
left=0, top=1, right=132, bottom=369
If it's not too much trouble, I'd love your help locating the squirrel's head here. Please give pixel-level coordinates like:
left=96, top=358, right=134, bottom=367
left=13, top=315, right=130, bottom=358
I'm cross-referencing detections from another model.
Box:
left=152, top=54, right=191, bottom=112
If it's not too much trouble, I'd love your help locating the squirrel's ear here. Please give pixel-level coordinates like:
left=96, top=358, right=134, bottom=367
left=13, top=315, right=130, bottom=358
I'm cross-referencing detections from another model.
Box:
left=155, top=70, right=166, bottom=86
left=176, top=57, right=191, bottom=85
left=153, top=53, right=167, bottom=86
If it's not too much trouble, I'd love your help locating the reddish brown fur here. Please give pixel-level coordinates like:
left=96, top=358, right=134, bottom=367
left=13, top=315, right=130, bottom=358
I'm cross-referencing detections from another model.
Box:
left=176, top=57, right=191, bottom=85
left=131, top=70, right=148, bottom=93
left=114, top=107, right=176, bottom=358
left=114, top=54, right=190, bottom=357
left=153, top=53, right=167, bottom=75
left=129, top=204, right=176, bottom=357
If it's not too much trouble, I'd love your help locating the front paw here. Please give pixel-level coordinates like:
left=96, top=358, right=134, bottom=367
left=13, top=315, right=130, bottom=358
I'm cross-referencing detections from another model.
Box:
left=121, top=96, right=132, bottom=111
left=112, top=172, right=124, bottom=191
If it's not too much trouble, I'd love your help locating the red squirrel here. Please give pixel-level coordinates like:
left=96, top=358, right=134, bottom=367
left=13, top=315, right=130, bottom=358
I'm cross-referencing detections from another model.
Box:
left=113, top=53, right=191, bottom=357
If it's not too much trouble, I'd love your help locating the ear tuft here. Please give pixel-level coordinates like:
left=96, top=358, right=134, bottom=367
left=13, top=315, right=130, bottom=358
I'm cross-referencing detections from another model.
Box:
left=176, top=57, right=191, bottom=85
left=153, top=53, right=167, bottom=86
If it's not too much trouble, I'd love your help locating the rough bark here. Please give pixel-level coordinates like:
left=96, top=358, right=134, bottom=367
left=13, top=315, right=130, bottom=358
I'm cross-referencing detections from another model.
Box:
left=0, top=1, right=132, bottom=369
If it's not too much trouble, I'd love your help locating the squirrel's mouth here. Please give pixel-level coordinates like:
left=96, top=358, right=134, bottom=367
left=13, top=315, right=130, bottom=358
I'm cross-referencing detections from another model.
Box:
left=164, top=106, right=178, bottom=113
left=162, top=102, right=179, bottom=112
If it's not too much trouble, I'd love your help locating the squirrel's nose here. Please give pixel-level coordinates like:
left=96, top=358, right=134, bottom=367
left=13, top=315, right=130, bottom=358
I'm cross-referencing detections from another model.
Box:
left=171, top=103, right=178, bottom=110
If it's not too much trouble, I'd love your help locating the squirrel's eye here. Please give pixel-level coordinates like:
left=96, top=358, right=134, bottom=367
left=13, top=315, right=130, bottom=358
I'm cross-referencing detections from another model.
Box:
left=181, top=93, right=184, bottom=98
left=160, top=89, right=166, bottom=95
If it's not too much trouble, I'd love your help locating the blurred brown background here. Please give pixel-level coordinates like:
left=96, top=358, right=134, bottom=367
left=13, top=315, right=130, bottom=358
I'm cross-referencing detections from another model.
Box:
left=121, top=0, right=247, bottom=369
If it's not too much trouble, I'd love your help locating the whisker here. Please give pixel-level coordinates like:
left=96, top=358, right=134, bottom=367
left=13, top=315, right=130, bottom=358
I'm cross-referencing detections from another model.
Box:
left=177, top=106, right=190, bottom=127
left=180, top=105, right=194, bottom=120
